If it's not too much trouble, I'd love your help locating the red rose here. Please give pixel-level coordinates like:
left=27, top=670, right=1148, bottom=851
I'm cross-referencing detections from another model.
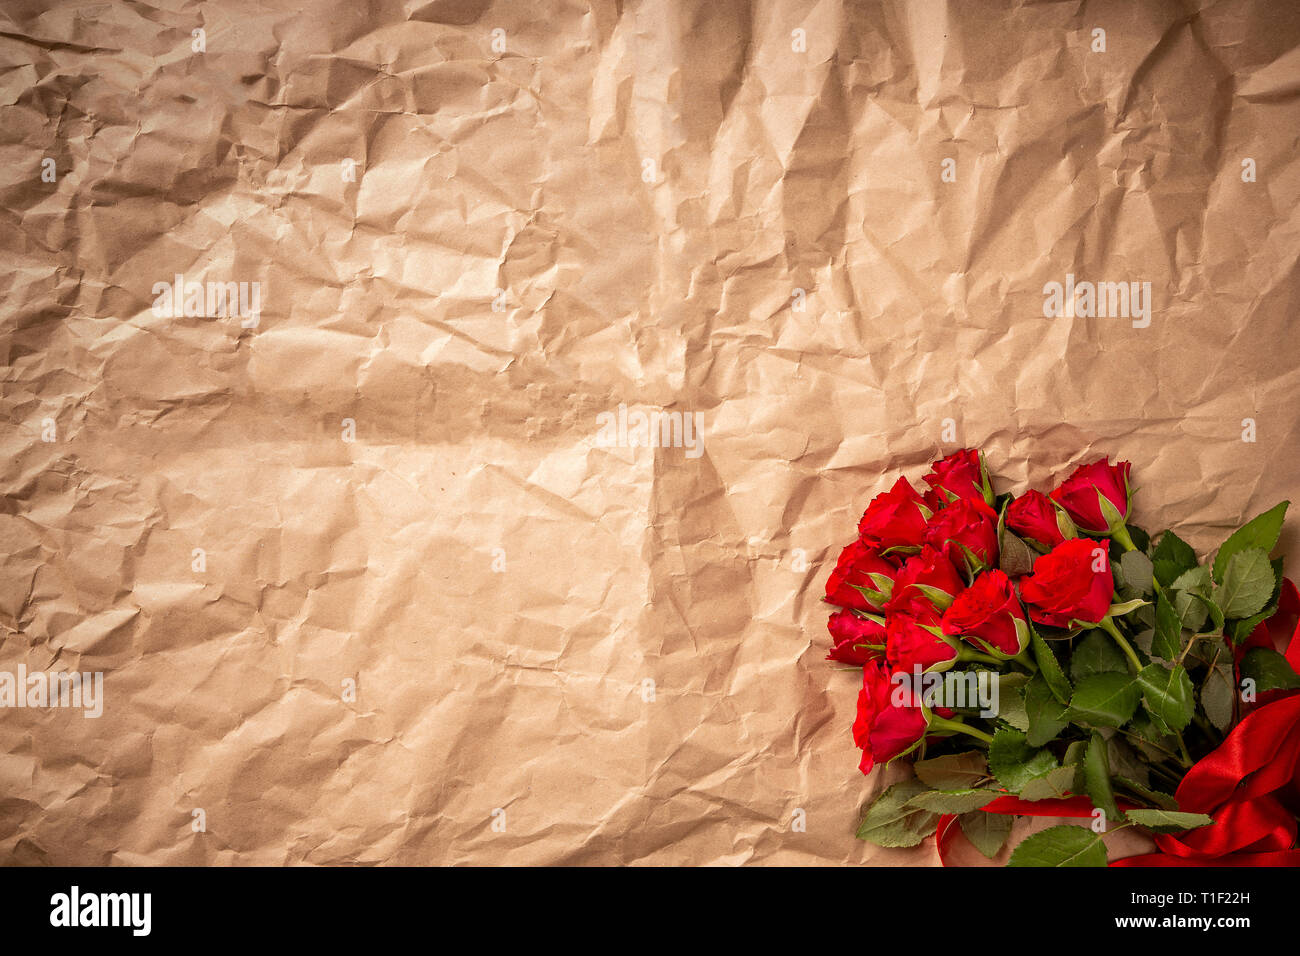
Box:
left=857, top=476, right=931, bottom=551
left=922, top=448, right=990, bottom=505
left=1049, top=459, right=1132, bottom=535
left=825, top=539, right=898, bottom=611
left=941, top=569, right=1028, bottom=657
left=826, top=610, right=885, bottom=665
left=1018, top=537, right=1114, bottom=627
left=924, top=497, right=999, bottom=569
left=853, top=659, right=928, bottom=774
left=1006, top=489, right=1069, bottom=549
left=886, top=546, right=966, bottom=613
left=885, top=603, right=959, bottom=673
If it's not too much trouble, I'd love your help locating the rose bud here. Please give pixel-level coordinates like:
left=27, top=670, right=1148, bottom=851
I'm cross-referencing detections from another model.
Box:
left=853, top=659, right=929, bottom=774
left=857, top=476, right=932, bottom=552
left=826, top=609, right=886, bottom=665
left=1048, top=458, right=1132, bottom=536
left=825, top=539, right=899, bottom=611
left=886, top=545, right=967, bottom=612
left=941, top=569, right=1030, bottom=657
left=1017, top=537, right=1115, bottom=628
left=923, top=496, right=999, bottom=571
left=885, top=604, right=960, bottom=673
left=922, top=448, right=993, bottom=506
left=1006, top=489, right=1074, bottom=549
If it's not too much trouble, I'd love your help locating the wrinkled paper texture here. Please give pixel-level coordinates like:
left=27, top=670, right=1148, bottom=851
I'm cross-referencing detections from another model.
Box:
left=2, top=0, right=1299, bottom=865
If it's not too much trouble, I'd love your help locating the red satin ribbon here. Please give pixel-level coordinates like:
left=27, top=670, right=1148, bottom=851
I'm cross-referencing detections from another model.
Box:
left=935, top=579, right=1300, bottom=866
left=935, top=813, right=961, bottom=866
left=982, top=795, right=1136, bottom=816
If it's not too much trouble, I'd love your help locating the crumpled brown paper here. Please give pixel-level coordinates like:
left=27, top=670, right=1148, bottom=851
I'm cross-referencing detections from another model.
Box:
left=1, top=0, right=1298, bottom=866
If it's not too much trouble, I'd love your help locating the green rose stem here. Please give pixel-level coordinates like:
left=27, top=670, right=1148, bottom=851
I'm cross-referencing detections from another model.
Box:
left=927, top=714, right=994, bottom=744
left=1176, top=633, right=1208, bottom=667
left=1147, top=761, right=1186, bottom=787
left=1111, top=523, right=1138, bottom=553
left=1096, top=615, right=1142, bottom=673
left=1012, top=646, right=1039, bottom=673
left=955, top=646, right=1000, bottom=666
left=1192, top=710, right=1220, bottom=741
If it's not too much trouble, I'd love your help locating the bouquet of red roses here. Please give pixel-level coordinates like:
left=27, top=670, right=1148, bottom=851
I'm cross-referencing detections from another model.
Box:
left=825, top=449, right=1300, bottom=866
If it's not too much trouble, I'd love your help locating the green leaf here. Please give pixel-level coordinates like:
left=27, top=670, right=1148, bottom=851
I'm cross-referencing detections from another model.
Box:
left=1007, top=825, right=1108, bottom=867
left=1124, top=809, right=1216, bottom=832
left=995, top=672, right=1032, bottom=732
left=989, top=728, right=1059, bottom=791
left=1169, top=567, right=1212, bottom=632
left=1172, top=565, right=1212, bottom=594
left=913, top=751, right=988, bottom=791
left=1201, top=654, right=1235, bottom=732
left=1070, top=631, right=1130, bottom=681
left=1024, top=675, right=1070, bottom=746
left=856, top=780, right=940, bottom=846
left=1114, top=776, right=1179, bottom=811
left=1152, top=559, right=1184, bottom=590
left=1173, top=593, right=1209, bottom=632
left=1136, top=663, right=1195, bottom=732
left=1019, top=765, right=1077, bottom=801
left=1056, top=508, right=1078, bottom=543
left=1098, top=494, right=1126, bottom=534
left=1227, top=556, right=1284, bottom=644
left=1170, top=566, right=1213, bottom=632
left=999, top=527, right=1037, bottom=577
left=914, top=584, right=955, bottom=610
left=1119, top=551, right=1154, bottom=595
left=1067, top=672, right=1140, bottom=728
left=1185, top=590, right=1222, bottom=634
left=1106, top=736, right=1151, bottom=788
left=1063, top=740, right=1088, bottom=792
left=907, top=789, right=998, bottom=813
left=1215, top=548, right=1275, bottom=620
left=958, top=810, right=1012, bottom=859
left=1127, top=710, right=1179, bottom=763
left=1108, top=598, right=1149, bottom=618
left=1189, top=592, right=1226, bottom=636
left=1151, top=591, right=1182, bottom=660
left=1152, top=530, right=1198, bottom=587
left=1227, top=603, right=1277, bottom=645
left=1030, top=621, right=1072, bottom=705
left=1213, top=501, right=1289, bottom=582
left=1127, top=524, right=1151, bottom=553
left=1240, top=647, right=1300, bottom=693
left=849, top=584, right=889, bottom=608
left=1084, top=731, right=1121, bottom=823
left=866, top=572, right=896, bottom=594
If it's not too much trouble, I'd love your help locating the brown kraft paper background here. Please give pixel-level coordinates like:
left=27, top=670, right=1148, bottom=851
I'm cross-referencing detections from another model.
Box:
left=2, top=0, right=1300, bottom=865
